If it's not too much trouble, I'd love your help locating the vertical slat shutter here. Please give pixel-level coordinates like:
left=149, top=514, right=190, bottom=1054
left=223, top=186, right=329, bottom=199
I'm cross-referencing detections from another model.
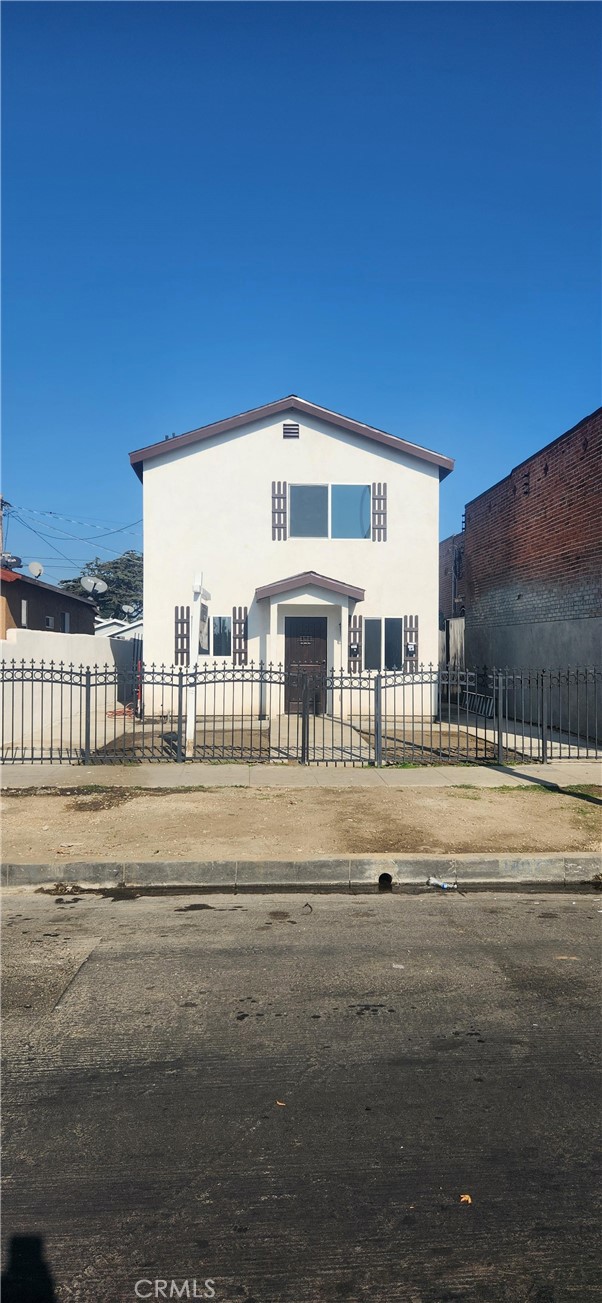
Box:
left=174, top=605, right=190, bottom=666
left=232, top=606, right=248, bottom=666
left=404, top=614, right=419, bottom=672
left=348, top=614, right=363, bottom=673
left=371, top=482, right=387, bottom=541
left=272, top=481, right=287, bottom=540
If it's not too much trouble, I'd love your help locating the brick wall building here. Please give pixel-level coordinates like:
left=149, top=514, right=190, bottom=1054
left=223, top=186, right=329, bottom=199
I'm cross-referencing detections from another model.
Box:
left=463, top=407, right=602, bottom=669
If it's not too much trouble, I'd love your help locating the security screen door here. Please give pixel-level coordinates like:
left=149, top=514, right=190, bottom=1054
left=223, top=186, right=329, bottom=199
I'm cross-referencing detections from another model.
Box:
left=284, top=616, right=328, bottom=713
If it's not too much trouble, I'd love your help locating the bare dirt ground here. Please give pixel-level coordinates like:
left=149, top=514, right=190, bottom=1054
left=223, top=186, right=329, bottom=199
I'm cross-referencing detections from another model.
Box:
left=2, top=783, right=601, bottom=861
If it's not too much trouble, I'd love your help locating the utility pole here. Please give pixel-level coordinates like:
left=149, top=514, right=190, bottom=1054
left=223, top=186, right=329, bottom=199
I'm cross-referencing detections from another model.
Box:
left=0, top=497, right=11, bottom=558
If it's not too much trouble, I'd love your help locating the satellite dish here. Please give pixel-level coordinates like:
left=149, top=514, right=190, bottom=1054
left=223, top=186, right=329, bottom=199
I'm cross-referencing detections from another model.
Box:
left=121, top=604, right=135, bottom=615
left=81, top=576, right=108, bottom=595
left=28, top=561, right=44, bottom=578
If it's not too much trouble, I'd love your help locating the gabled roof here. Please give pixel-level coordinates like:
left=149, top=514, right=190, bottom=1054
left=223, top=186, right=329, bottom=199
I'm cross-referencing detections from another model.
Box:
left=129, top=395, right=454, bottom=481
left=255, top=571, right=365, bottom=603
left=0, top=568, right=97, bottom=606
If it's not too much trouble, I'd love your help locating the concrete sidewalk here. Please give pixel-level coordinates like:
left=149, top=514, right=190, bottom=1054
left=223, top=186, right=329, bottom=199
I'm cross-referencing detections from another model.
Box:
left=1, top=758, right=600, bottom=790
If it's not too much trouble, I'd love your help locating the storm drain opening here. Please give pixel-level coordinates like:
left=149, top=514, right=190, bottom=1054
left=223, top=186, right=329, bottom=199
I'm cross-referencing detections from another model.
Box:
left=378, top=873, right=393, bottom=893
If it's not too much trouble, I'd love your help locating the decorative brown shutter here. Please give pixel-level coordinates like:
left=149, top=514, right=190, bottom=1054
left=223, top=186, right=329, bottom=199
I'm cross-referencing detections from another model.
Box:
left=404, top=614, right=419, bottom=672
left=371, top=482, right=387, bottom=541
left=348, top=614, right=363, bottom=673
left=174, top=605, right=190, bottom=666
left=272, top=481, right=287, bottom=540
left=232, top=606, right=248, bottom=666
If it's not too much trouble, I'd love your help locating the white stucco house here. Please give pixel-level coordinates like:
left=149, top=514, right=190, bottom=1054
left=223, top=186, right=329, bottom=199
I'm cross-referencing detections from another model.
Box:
left=129, top=396, right=453, bottom=701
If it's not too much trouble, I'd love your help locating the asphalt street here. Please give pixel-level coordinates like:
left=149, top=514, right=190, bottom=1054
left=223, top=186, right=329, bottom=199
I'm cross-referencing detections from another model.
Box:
left=1, top=889, right=600, bottom=1303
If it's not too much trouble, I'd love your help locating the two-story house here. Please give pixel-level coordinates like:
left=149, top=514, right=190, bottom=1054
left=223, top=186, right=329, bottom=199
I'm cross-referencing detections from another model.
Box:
left=130, top=396, right=453, bottom=707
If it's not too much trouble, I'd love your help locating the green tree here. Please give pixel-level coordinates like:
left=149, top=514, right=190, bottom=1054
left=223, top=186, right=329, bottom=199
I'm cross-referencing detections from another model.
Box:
left=59, top=550, right=143, bottom=619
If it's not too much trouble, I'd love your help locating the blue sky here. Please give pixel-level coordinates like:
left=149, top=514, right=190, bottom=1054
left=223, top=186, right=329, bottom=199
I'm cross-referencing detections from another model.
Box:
left=3, top=1, right=600, bottom=581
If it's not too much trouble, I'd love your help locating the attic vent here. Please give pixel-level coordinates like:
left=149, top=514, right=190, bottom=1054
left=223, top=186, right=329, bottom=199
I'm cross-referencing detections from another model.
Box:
left=283, top=422, right=299, bottom=439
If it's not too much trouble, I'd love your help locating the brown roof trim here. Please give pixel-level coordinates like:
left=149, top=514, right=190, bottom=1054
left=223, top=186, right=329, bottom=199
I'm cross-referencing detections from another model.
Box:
left=129, top=395, right=454, bottom=481
left=255, top=571, right=365, bottom=603
left=0, top=569, right=97, bottom=606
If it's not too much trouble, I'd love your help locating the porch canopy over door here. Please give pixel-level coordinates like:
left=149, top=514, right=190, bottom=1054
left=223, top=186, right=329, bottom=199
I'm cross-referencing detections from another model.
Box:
left=255, top=571, right=365, bottom=680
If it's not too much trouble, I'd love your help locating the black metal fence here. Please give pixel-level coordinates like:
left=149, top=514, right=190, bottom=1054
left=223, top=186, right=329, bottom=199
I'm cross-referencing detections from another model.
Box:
left=1, top=659, right=600, bottom=766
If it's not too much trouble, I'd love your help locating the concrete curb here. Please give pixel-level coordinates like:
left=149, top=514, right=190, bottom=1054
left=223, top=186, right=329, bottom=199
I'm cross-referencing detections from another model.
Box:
left=3, top=853, right=600, bottom=891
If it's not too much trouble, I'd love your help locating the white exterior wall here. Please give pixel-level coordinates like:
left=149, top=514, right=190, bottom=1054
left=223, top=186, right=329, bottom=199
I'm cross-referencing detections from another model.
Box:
left=0, top=631, right=137, bottom=756
left=141, top=411, right=441, bottom=675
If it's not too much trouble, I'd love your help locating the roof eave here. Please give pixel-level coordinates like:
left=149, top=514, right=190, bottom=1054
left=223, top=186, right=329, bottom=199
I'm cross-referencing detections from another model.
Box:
left=129, top=395, right=454, bottom=480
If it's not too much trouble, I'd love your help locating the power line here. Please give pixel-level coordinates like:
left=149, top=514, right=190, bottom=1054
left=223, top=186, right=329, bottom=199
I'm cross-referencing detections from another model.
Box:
left=11, top=513, right=76, bottom=566
left=12, top=503, right=142, bottom=539
left=12, top=509, right=142, bottom=558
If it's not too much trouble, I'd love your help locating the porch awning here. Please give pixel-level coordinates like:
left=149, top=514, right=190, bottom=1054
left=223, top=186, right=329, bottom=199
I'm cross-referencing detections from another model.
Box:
left=255, top=570, right=365, bottom=602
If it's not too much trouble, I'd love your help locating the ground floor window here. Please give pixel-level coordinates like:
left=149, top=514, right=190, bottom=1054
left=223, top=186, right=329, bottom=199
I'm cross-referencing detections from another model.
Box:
left=364, top=617, right=405, bottom=671
left=364, top=619, right=381, bottom=670
left=384, top=618, right=403, bottom=670
left=213, top=616, right=232, bottom=657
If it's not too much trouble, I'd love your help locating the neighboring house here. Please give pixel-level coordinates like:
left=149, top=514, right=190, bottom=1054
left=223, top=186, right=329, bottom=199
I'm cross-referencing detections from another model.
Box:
left=95, top=617, right=143, bottom=641
left=0, top=569, right=96, bottom=639
left=462, top=407, right=602, bottom=669
left=129, top=395, right=454, bottom=683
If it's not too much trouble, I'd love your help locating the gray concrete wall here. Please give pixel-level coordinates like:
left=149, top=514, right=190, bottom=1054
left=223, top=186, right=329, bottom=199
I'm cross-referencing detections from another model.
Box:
left=465, top=615, right=602, bottom=741
left=465, top=614, right=602, bottom=671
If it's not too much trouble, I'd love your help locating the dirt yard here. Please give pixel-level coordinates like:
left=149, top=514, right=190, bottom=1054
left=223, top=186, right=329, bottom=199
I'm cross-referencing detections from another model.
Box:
left=2, top=783, right=601, bottom=861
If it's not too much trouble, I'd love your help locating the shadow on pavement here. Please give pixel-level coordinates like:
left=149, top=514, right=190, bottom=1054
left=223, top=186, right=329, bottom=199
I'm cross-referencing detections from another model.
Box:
left=1, top=1234, right=57, bottom=1302
left=491, top=765, right=602, bottom=806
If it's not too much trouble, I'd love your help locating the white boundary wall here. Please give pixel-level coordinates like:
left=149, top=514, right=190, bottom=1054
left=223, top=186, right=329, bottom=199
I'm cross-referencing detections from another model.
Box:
left=1, top=631, right=137, bottom=757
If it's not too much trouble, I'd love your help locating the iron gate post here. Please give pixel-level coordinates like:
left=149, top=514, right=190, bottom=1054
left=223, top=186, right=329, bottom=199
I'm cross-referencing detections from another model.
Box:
left=83, top=667, right=92, bottom=765
left=374, top=674, right=383, bottom=767
left=540, top=671, right=548, bottom=765
left=496, top=671, right=504, bottom=767
left=176, top=668, right=185, bottom=763
left=301, top=674, right=310, bottom=764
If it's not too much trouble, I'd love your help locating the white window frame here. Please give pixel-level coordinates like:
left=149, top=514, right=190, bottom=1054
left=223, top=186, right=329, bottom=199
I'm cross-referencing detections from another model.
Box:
left=289, top=483, right=329, bottom=539
left=212, top=615, right=233, bottom=659
left=20, top=599, right=28, bottom=628
left=60, top=611, right=71, bottom=633
left=45, top=615, right=55, bottom=630
left=288, top=483, right=372, bottom=540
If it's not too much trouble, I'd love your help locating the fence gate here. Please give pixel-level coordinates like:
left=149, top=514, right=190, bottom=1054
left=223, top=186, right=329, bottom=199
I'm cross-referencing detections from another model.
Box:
left=1, top=660, right=600, bottom=766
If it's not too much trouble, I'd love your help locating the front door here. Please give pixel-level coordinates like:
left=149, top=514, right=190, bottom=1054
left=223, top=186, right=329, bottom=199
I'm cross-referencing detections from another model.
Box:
left=284, top=616, right=328, bottom=714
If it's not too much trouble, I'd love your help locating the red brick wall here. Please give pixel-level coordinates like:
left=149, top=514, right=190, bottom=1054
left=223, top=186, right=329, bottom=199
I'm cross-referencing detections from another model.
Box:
left=464, top=409, right=602, bottom=644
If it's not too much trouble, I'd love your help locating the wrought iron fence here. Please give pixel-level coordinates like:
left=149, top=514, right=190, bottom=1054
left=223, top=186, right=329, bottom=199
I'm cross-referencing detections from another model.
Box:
left=0, top=659, right=600, bottom=766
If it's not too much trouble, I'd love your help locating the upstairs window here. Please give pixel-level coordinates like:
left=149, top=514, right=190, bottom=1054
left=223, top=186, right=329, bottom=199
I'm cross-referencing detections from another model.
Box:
left=45, top=616, right=55, bottom=630
left=331, top=484, right=371, bottom=538
left=60, top=612, right=71, bottom=633
left=20, top=600, right=28, bottom=628
left=288, top=484, right=372, bottom=539
left=290, top=485, right=328, bottom=537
